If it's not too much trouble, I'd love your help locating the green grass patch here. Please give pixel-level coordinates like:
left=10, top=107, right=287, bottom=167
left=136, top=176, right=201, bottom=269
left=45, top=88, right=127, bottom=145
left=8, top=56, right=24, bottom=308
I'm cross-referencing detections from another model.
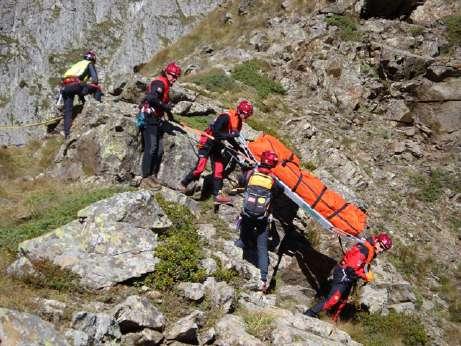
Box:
left=187, top=68, right=238, bottom=93
left=325, top=15, right=362, bottom=42
left=241, top=310, right=274, bottom=341
left=0, top=186, right=129, bottom=252
left=232, top=59, right=285, bottom=98
left=410, top=169, right=460, bottom=203
left=349, top=311, right=428, bottom=346
left=142, top=196, right=206, bottom=290
left=444, top=15, right=461, bottom=47
left=177, top=114, right=212, bottom=132
left=389, top=241, right=433, bottom=283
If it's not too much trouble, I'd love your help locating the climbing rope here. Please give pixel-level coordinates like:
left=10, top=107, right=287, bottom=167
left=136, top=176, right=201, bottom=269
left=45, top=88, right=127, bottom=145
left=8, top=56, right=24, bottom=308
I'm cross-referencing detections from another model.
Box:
left=0, top=116, right=62, bottom=130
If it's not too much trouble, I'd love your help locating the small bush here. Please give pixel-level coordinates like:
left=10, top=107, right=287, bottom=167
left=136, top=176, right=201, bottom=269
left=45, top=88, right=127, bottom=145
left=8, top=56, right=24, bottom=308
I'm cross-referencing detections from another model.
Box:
left=444, top=15, right=461, bottom=47
left=232, top=60, right=285, bottom=98
left=326, top=15, right=362, bottom=41
left=188, top=68, right=237, bottom=93
left=145, top=196, right=205, bottom=290
left=352, top=311, right=428, bottom=346
left=242, top=310, right=274, bottom=341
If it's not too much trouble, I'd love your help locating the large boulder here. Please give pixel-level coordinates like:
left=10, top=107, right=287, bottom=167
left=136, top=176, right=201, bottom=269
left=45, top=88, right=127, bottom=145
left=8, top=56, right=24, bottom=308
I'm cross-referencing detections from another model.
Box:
left=71, top=311, right=121, bottom=344
left=0, top=308, right=69, bottom=346
left=271, top=310, right=361, bottom=345
left=112, top=295, right=166, bottom=333
left=10, top=191, right=169, bottom=289
left=214, top=314, right=265, bottom=346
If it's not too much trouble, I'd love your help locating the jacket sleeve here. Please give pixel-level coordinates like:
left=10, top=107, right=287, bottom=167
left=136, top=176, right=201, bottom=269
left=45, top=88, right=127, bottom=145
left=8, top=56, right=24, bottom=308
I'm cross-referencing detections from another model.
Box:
left=88, top=64, right=98, bottom=84
left=144, top=80, right=171, bottom=111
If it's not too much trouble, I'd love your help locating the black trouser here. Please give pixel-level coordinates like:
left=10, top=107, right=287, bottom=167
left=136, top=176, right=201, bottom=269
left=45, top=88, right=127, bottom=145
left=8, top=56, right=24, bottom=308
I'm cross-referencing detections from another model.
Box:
left=309, top=266, right=355, bottom=319
left=62, top=83, right=98, bottom=136
left=239, top=214, right=269, bottom=281
left=141, top=119, right=164, bottom=178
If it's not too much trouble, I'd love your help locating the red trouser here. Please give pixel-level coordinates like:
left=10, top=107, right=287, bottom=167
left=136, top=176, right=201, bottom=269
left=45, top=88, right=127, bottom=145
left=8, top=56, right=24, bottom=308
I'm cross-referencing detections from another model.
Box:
left=309, top=266, right=354, bottom=321
left=182, top=143, right=224, bottom=196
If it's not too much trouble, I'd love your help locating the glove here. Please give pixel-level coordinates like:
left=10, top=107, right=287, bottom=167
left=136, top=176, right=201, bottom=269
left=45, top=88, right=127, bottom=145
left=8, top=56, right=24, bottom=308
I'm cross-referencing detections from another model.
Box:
left=365, top=272, right=375, bottom=283
left=164, top=102, right=174, bottom=112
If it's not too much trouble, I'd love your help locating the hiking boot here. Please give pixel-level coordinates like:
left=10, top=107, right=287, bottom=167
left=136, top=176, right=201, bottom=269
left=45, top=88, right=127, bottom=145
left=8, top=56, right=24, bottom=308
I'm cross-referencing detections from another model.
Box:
left=258, top=280, right=268, bottom=293
left=140, top=177, right=160, bottom=189
left=303, top=309, right=319, bottom=318
left=214, top=194, right=232, bottom=205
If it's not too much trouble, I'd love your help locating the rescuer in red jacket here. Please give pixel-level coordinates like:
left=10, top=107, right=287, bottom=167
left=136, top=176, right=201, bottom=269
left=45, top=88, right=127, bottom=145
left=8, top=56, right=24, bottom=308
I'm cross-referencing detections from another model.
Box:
left=304, top=233, right=393, bottom=321
left=179, top=100, right=254, bottom=204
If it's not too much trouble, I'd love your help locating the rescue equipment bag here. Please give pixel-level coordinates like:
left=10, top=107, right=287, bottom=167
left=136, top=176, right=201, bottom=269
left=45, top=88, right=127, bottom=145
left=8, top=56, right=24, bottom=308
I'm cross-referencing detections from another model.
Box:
left=243, top=171, right=274, bottom=219
left=248, top=133, right=367, bottom=236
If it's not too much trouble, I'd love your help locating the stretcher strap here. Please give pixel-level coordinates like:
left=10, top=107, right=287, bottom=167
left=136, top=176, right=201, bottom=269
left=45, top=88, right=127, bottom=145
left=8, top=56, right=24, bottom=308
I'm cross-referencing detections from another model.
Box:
left=326, top=202, right=349, bottom=220
left=291, top=172, right=304, bottom=193
left=311, top=185, right=327, bottom=209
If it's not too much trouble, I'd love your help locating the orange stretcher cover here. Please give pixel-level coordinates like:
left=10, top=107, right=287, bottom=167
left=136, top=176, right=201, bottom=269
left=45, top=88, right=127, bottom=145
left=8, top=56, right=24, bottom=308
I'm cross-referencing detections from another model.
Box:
left=248, top=133, right=367, bottom=236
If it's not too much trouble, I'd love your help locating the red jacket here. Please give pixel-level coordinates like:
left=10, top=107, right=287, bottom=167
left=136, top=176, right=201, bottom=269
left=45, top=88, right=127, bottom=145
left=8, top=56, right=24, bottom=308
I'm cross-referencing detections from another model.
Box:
left=340, top=240, right=375, bottom=280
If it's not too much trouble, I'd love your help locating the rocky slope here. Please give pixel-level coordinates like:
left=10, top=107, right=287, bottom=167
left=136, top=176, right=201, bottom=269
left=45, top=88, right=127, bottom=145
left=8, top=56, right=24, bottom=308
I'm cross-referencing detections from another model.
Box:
left=0, top=0, right=225, bottom=145
left=1, top=0, right=460, bottom=345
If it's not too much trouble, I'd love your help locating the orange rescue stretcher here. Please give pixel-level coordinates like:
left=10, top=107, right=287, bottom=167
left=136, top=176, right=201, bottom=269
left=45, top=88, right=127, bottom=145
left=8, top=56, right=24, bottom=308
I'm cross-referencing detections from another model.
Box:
left=247, top=133, right=367, bottom=237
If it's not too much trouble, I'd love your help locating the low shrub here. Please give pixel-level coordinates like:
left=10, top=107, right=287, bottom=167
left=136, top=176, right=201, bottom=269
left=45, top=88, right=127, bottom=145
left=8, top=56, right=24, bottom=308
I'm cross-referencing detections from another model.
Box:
left=351, top=311, right=428, bottom=345
left=144, top=196, right=205, bottom=290
left=242, top=310, right=274, bottom=341
left=22, top=259, right=82, bottom=292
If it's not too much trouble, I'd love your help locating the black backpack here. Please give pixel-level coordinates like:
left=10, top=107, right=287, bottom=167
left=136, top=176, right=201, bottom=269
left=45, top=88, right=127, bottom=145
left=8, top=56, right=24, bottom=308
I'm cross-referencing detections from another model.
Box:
left=242, top=171, right=274, bottom=219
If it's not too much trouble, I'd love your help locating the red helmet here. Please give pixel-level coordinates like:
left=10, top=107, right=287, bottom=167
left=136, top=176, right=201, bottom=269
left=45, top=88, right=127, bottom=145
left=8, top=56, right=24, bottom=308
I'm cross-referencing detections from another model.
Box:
left=375, top=233, right=392, bottom=250
left=260, top=150, right=278, bottom=168
left=164, top=62, right=182, bottom=78
left=83, top=50, right=96, bottom=62
left=237, top=100, right=253, bottom=118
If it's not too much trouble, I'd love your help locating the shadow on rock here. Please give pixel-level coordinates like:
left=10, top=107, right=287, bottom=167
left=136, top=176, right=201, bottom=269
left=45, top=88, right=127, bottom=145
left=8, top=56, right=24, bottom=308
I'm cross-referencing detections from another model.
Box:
left=270, top=224, right=337, bottom=296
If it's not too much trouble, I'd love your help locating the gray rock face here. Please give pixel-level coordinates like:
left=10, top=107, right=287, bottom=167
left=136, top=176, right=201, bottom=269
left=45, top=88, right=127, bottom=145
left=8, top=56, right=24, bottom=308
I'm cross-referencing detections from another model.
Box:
left=71, top=311, right=121, bottom=344
left=0, top=0, right=225, bottom=145
left=0, top=308, right=69, bottom=346
left=272, top=312, right=361, bottom=345
left=78, top=190, right=172, bottom=231
left=177, top=282, right=206, bottom=301
left=12, top=191, right=168, bottom=288
left=410, top=0, right=461, bottom=25
left=204, top=277, right=235, bottom=313
left=112, top=295, right=166, bottom=333
left=166, top=310, right=204, bottom=344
